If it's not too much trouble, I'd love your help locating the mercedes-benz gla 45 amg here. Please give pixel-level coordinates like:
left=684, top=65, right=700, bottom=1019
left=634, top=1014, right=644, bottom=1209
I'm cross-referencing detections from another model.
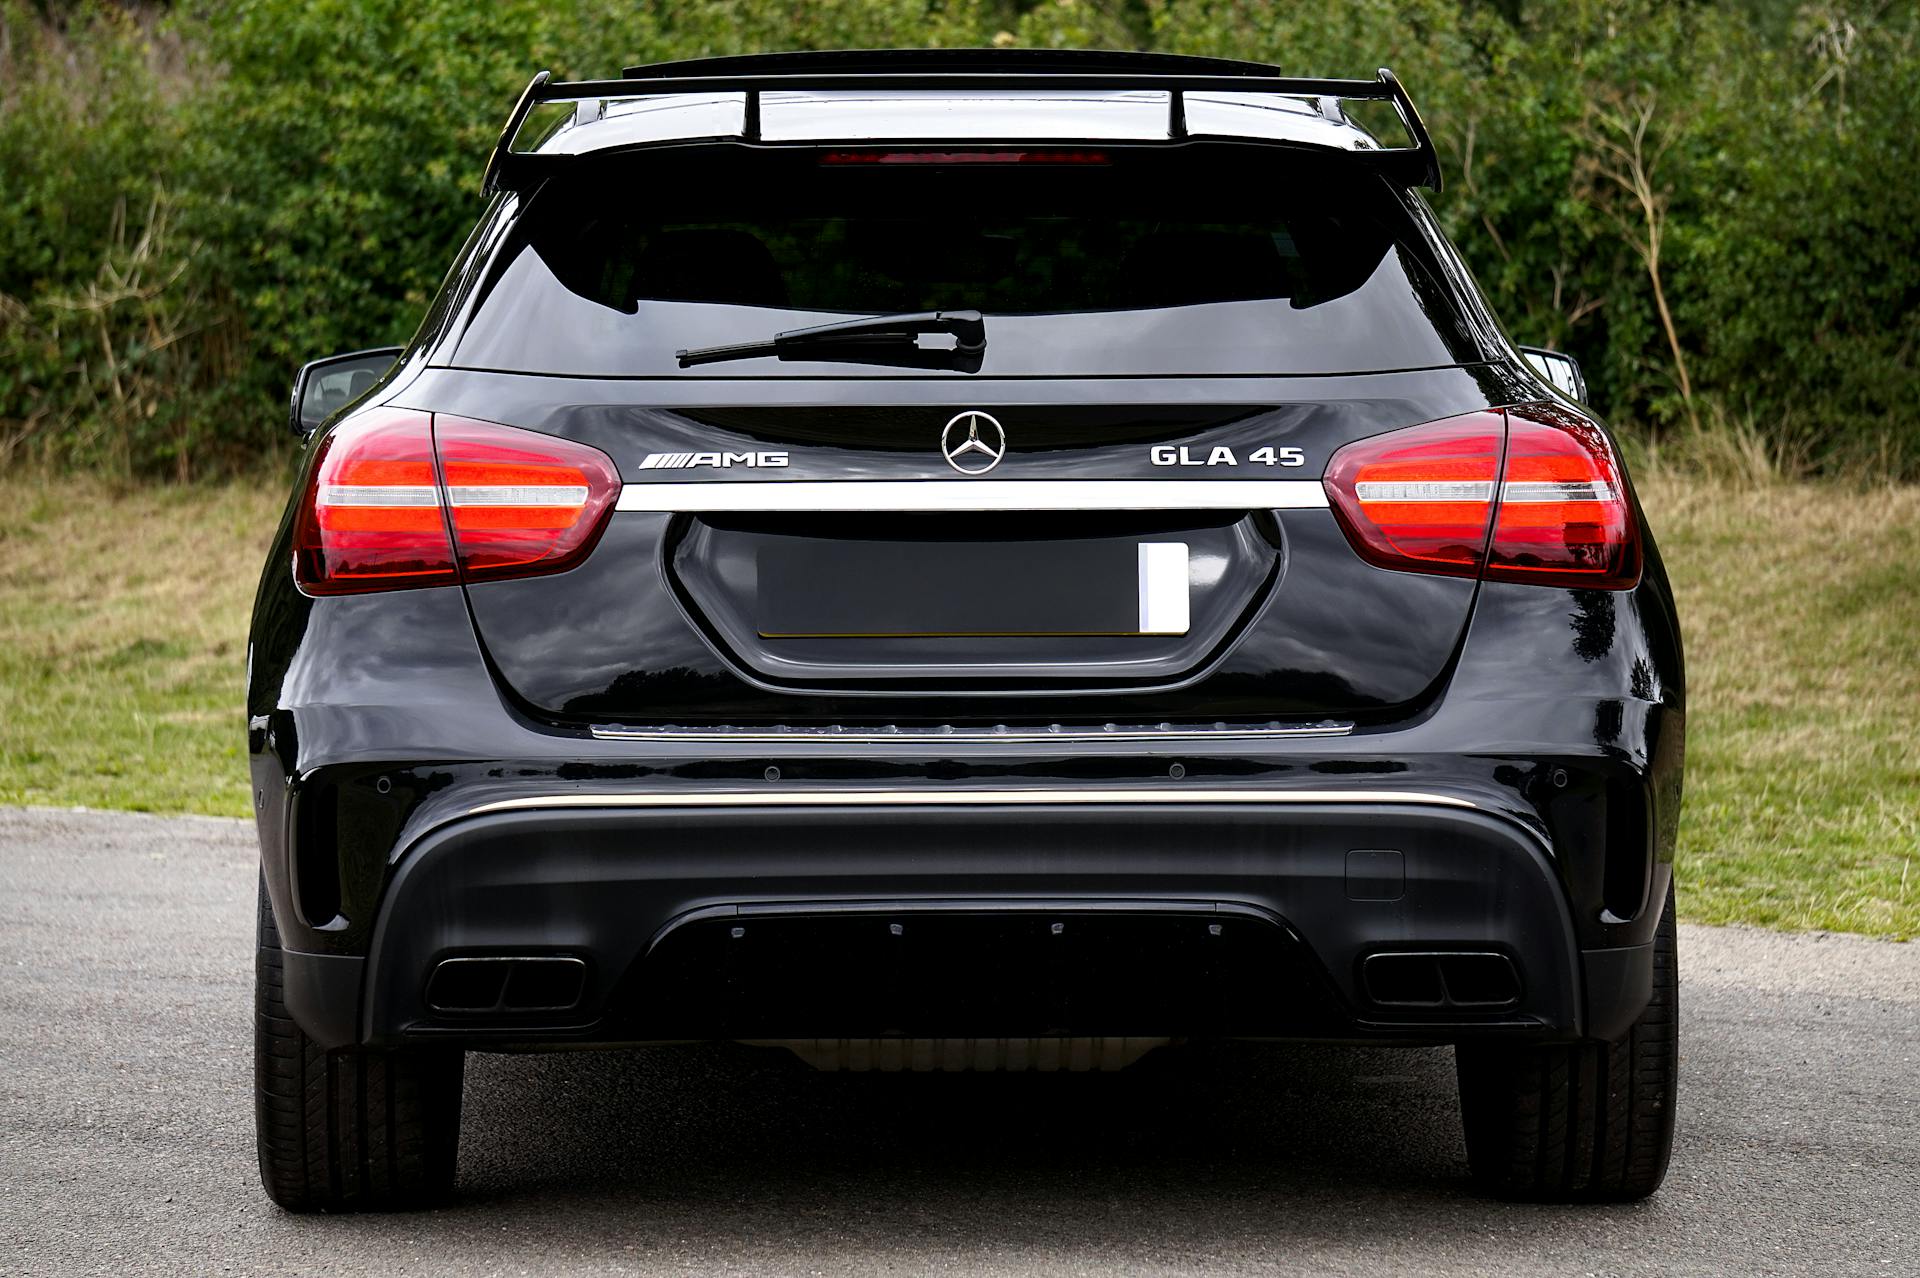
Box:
left=251, top=50, right=1683, bottom=1210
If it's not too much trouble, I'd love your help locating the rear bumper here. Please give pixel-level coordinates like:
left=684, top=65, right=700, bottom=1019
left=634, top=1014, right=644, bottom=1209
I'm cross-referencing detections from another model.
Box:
left=276, top=793, right=1653, bottom=1052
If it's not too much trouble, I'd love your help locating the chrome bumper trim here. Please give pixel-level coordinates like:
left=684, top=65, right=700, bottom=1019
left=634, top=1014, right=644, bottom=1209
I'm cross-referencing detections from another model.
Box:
left=587, top=722, right=1354, bottom=744
left=467, top=787, right=1478, bottom=816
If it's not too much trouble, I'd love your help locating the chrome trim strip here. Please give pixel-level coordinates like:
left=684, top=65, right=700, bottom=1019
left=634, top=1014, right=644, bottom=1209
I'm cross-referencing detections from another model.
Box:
left=467, top=787, right=1476, bottom=816
left=587, top=723, right=1354, bottom=744
left=613, top=479, right=1331, bottom=514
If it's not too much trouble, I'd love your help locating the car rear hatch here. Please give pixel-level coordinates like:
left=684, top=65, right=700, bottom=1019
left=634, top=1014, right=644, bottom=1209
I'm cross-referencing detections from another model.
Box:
left=417, top=141, right=1505, bottom=727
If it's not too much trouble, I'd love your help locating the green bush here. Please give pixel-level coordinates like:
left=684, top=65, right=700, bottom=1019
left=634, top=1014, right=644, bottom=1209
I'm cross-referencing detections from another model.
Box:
left=1, top=0, right=1916, bottom=477
left=175, top=0, right=1019, bottom=396
left=0, top=2, right=212, bottom=475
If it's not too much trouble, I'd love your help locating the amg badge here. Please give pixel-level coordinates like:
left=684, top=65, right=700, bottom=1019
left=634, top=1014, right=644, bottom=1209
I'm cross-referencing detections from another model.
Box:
left=637, top=450, right=790, bottom=470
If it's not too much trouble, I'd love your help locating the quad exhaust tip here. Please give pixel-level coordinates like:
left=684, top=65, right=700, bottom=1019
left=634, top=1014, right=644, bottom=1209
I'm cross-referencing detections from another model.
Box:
left=425, top=955, right=588, bottom=1014
left=1361, top=951, right=1521, bottom=1010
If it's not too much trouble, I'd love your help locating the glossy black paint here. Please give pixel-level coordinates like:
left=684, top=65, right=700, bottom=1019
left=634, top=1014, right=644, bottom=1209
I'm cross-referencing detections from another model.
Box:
left=398, top=369, right=1513, bottom=719
left=249, top=561, right=1682, bottom=932
left=355, top=802, right=1579, bottom=1048
left=248, top=128, right=1684, bottom=1054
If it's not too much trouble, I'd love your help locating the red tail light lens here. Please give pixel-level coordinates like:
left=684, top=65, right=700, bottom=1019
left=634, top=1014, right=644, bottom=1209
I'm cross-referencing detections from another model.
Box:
left=1323, top=412, right=1504, bottom=578
left=1324, top=407, right=1640, bottom=590
left=1486, top=410, right=1639, bottom=588
left=435, top=417, right=620, bottom=582
left=294, top=412, right=620, bottom=595
left=295, top=409, right=457, bottom=594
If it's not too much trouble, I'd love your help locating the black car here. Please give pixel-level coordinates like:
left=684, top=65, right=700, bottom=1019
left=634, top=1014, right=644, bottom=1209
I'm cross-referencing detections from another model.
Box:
left=251, top=49, right=1682, bottom=1211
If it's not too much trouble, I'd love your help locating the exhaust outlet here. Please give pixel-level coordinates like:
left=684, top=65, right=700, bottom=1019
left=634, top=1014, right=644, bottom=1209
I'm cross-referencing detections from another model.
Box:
left=1361, top=951, right=1520, bottom=1010
left=425, top=955, right=588, bottom=1014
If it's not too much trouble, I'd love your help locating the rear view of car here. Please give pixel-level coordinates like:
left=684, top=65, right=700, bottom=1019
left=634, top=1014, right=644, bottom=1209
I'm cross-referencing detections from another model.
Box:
left=250, top=49, right=1682, bottom=1211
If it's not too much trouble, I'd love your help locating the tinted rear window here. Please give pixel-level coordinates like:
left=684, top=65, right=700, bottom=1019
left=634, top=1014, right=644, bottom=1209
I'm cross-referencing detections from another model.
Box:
left=449, top=148, right=1483, bottom=377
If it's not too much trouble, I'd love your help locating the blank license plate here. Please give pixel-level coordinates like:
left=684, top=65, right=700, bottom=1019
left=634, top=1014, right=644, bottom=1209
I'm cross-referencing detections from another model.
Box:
left=757, top=540, right=1190, bottom=637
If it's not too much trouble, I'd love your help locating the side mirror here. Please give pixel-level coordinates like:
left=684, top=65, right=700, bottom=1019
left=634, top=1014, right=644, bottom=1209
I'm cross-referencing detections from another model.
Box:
left=289, top=347, right=403, bottom=436
left=1518, top=346, right=1588, bottom=403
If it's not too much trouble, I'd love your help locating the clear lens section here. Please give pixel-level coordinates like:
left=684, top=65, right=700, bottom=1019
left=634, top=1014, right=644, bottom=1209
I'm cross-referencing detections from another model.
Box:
left=1487, top=410, right=1638, bottom=588
left=293, top=411, right=621, bottom=595
left=1353, top=479, right=1496, bottom=502
left=294, top=409, right=458, bottom=594
left=434, top=417, right=621, bottom=581
left=1323, top=413, right=1504, bottom=577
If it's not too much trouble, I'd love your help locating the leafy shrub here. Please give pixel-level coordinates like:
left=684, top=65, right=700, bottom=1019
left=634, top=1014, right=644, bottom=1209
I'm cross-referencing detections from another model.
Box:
left=1, top=0, right=1916, bottom=476
left=0, top=2, right=228, bottom=475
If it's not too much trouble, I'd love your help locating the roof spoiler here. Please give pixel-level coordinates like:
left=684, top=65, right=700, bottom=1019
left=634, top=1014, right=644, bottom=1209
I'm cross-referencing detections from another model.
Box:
left=480, top=61, right=1442, bottom=197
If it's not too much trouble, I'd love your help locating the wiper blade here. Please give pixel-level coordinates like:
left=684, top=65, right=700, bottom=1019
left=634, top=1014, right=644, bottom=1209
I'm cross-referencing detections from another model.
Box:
left=676, top=310, right=986, bottom=368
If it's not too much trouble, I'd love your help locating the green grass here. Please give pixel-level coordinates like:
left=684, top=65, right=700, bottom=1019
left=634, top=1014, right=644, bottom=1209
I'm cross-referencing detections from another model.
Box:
left=0, top=472, right=1914, bottom=937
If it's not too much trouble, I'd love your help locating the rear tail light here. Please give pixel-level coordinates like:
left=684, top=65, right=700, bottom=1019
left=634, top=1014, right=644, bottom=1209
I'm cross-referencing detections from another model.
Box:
left=294, top=411, right=619, bottom=595
left=1486, top=411, right=1637, bottom=588
left=434, top=417, right=621, bottom=583
left=1324, top=407, right=1639, bottom=590
left=1322, top=412, right=1504, bottom=577
left=295, top=409, right=456, bottom=594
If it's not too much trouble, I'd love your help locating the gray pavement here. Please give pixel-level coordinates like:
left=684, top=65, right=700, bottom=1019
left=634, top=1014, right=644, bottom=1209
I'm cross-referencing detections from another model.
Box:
left=0, top=804, right=1915, bottom=1277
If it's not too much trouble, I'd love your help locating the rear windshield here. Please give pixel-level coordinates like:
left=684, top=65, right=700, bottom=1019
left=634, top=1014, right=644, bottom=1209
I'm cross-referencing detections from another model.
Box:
left=448, top=148, right=1483, bottom=377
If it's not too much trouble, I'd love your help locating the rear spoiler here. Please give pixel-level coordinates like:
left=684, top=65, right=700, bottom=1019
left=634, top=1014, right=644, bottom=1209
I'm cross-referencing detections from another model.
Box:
left=480, top=62, right=1442, bottom=197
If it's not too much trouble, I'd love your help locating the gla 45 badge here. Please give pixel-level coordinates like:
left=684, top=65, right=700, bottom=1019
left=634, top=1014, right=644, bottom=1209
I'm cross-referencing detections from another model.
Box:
left=1149, top=445, right=1306, bottom=467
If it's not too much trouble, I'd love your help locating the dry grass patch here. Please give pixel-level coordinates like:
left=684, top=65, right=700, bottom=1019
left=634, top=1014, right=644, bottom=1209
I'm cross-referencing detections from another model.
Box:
left=0, top=475, right=282, bottom=814
left=1639, top=475, right=1920, bottom=937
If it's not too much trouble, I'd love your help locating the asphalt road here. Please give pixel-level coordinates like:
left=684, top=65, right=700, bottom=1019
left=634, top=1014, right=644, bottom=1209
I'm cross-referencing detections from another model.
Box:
left=1, top=806, right=1915, bottom=1277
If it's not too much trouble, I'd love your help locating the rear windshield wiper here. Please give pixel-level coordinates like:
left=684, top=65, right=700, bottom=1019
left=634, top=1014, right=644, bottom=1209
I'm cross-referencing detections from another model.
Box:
left=676, top=310, right=986, bottom=368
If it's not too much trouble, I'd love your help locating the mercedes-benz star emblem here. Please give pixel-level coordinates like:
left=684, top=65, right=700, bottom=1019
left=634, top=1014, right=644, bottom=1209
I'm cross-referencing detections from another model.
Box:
left=940, top=410, right=1007, bottom=475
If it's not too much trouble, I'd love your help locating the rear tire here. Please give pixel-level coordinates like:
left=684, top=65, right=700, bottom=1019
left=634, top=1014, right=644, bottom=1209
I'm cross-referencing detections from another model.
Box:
left=1455, top=879, right=1678, bottom=1201
left=255, top=876, right=463, bottom=1211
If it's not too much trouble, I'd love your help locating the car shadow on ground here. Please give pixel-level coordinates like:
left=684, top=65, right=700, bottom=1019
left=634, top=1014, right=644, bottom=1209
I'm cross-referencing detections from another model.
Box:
left=414, top=1040, right=1530, bottom=1256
